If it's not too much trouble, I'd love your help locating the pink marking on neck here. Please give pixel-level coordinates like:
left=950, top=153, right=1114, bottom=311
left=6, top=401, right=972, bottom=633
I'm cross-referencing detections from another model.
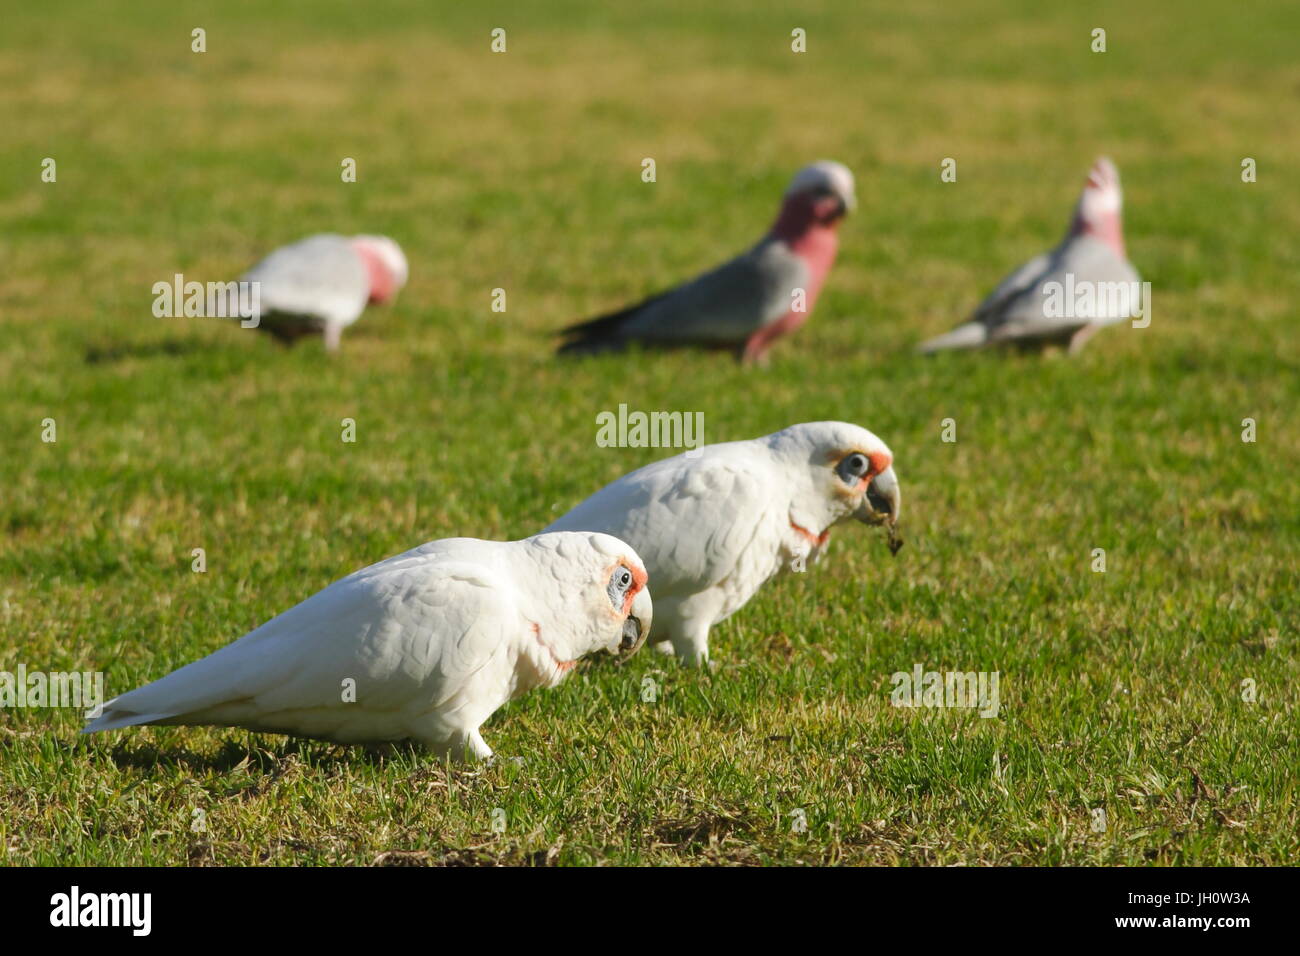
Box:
left=530, top=621, right=575, bottom=675
left=790, top=520, right=830, bottom=548
left=352, top=241, right=398, bottom=304
left=1072, top=211, right=1126, bottom=259
left=1070, top=192, right=1127, bottom=260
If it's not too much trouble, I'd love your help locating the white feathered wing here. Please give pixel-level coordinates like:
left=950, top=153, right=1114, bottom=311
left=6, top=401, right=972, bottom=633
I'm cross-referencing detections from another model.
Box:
left=84, top=533, right=651, bottom=759
left=548, top=444, right=787, bottom=661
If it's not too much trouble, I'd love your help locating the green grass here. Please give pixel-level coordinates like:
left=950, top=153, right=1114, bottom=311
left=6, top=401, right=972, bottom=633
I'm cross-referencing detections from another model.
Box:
left=1, top=0, right=1297, bottom=865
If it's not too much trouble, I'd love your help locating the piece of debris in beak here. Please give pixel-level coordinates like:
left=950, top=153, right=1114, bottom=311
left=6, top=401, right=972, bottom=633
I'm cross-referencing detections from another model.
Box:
left=862, top=466, right=903, bottom=555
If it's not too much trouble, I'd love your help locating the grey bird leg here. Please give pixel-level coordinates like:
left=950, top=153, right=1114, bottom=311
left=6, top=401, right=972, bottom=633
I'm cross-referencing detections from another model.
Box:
left=323, top=321, right=344, bottom=352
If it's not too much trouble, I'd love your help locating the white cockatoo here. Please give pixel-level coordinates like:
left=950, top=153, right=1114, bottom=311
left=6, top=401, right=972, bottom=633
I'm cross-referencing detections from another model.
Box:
left=236, top=233, right=409, bottom=351
left=83, top=532, right=651, bottom=760
left=544, top=422, right=900, bottom=665
left=919, top=157, right=1141, bottom=354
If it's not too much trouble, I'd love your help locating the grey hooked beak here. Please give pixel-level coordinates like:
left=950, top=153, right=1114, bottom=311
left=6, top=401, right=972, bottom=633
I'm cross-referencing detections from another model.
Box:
left=618, top=587, right=653, bottom=657
left=825, top=192, right=855, bottom=222
left=857, top=465, right=902, bottom=555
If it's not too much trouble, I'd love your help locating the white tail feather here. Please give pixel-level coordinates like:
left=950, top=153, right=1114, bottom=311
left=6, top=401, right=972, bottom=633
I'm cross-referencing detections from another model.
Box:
left=918, top=322, right=988, bottom=353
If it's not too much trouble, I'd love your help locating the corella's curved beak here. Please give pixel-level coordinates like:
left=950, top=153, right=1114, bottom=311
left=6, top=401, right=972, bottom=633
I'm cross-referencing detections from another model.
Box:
left=619, top=587, right=653, bottom=657
left=857, top=465, right=902, bottom=556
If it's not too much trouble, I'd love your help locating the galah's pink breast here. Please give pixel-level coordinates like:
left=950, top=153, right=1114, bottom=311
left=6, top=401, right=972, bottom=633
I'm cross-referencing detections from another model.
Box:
left=742, top=226, right=840, bottom=362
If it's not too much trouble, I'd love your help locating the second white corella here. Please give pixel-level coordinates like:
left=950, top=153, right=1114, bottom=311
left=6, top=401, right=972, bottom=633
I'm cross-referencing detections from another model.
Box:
left=546, top=421, right=900, bottom=665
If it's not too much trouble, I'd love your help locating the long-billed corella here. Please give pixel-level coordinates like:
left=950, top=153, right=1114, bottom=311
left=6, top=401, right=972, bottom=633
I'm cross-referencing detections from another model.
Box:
left=545, top=422, right=900, bottom=665
left=234, top=233, right=408, bottom=351
left=83, top=532, right=651, bottom=760
left=919, top=157, right=1142, bottom=354
left=558, top=161, right=856, bottom=364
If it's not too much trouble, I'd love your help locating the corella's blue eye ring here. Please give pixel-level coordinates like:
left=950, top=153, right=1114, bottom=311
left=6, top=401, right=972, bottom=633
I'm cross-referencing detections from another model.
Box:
left=607, top=566, right=633, bottom=609
left=838, top=453, right=870, bottom=482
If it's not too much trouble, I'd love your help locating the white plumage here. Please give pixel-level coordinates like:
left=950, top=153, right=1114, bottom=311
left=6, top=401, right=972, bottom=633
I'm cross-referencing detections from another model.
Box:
left=545, top=422, right=900, bottom=665
left=83, top=532, right=651, bottom=760
left=238, top=233, right=409, bottom=351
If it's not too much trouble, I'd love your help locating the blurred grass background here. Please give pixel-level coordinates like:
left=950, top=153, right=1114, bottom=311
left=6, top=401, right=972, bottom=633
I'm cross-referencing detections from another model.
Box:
left=0, top=0, right=1297, bottom=864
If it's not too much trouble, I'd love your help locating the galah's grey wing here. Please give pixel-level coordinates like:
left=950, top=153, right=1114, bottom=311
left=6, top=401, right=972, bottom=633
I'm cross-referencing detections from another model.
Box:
left=989, top=235, right=1140, bottom=344
left=561, top=239, right=808, bottom=351
left=241, top=234, right=370, bottom=328
left=917, top=250, right=1053, bottom=353
left=972, top=251, right=1054, bottom=325
left=622, top=240, right=808, bottom=344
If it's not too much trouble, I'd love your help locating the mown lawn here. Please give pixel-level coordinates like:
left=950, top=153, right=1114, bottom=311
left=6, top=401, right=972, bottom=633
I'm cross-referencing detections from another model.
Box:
left=1, top=0, right=1297, bottom=865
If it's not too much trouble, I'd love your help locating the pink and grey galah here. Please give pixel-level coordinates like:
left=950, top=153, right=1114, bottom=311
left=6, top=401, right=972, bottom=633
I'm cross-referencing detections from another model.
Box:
left=234, top=234, right=408, bottom=351
left=919, top=157, right=1142, bottom=355
left=558, top=161, right=856, bottom=363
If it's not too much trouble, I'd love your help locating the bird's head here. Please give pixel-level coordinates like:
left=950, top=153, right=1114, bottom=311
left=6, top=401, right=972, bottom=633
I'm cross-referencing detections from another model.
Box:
left=1071, top=157, right=1125, bottom=255
left=351, top=235, right=409, bottom=305
left=766, top=421, right=902, bottom=555
left=772, top=160, right=857, bottom=236
left=597, top=543, right=653, bottom=660
left=521, top=532, right=652, bottom=683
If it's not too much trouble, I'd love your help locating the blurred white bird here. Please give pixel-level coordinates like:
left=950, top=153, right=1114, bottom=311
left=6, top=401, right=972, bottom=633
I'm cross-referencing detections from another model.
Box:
left=236, top=233, right=408, bottom=351
left=920, top=157, right=1141, bottom=354
left=545, top=422, right=900, bottom=665
left=83, top=532, right=651, bottom=760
